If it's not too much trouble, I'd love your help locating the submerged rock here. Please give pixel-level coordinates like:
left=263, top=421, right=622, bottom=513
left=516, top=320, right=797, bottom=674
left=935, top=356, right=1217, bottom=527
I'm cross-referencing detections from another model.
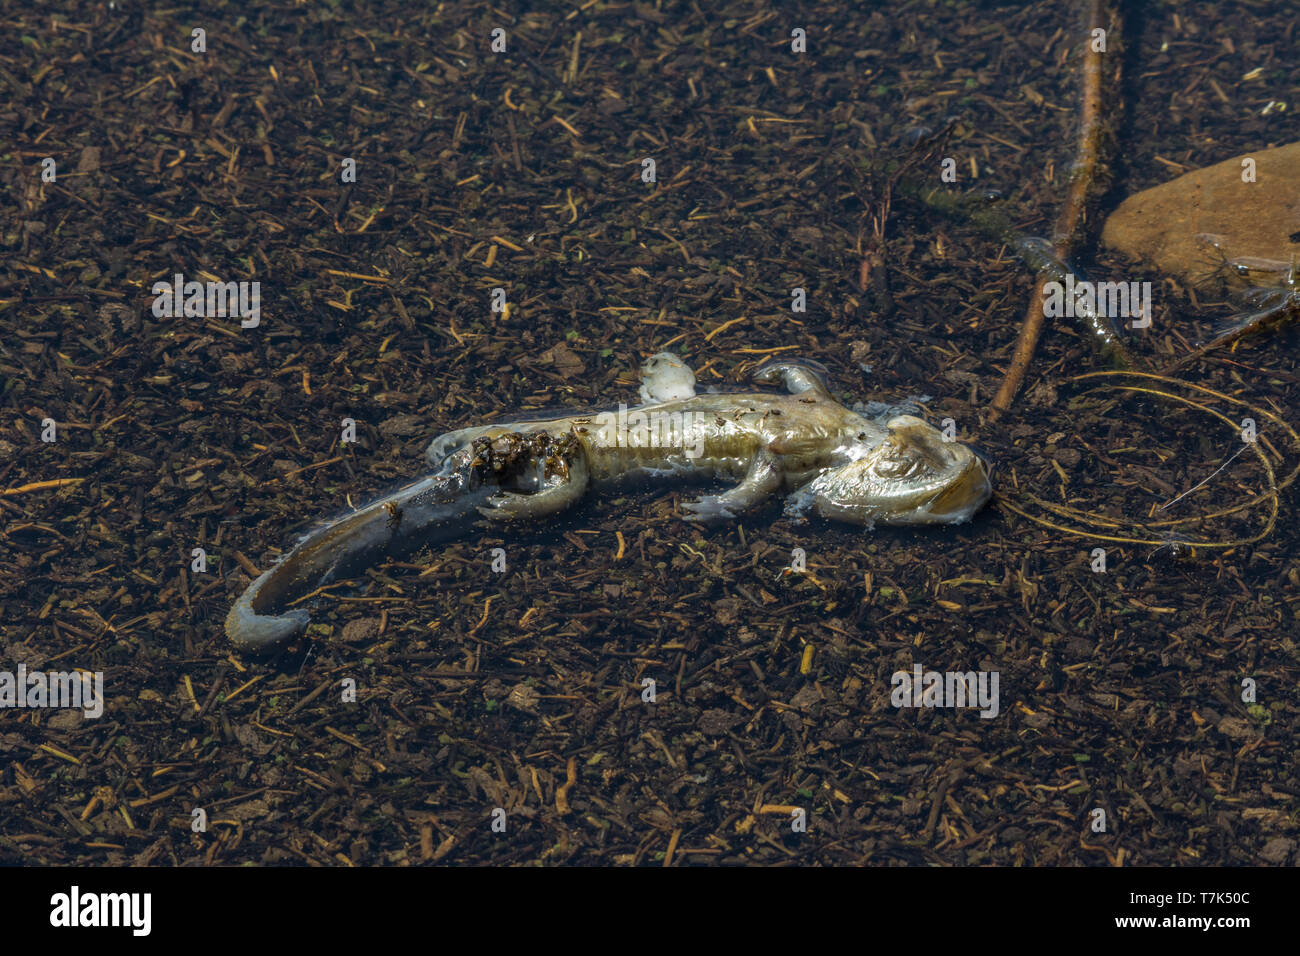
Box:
left=1101, top=141, right=1300, bottom=290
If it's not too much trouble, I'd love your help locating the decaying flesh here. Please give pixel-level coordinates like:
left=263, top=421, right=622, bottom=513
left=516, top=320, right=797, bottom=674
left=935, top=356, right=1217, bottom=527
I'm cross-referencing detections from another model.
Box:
left=227, top=355, right=992, bottom=651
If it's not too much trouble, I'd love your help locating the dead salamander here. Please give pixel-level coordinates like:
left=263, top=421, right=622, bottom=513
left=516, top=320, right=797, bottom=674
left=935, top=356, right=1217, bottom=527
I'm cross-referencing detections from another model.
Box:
left=226, top=354, right=992, bottom=651
left=424, top=354, right=992, bottom=526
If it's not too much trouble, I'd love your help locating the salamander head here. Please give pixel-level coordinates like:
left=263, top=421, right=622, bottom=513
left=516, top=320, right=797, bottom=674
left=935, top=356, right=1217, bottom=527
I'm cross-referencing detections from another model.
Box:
left=801, top=415, right=992, bottom=526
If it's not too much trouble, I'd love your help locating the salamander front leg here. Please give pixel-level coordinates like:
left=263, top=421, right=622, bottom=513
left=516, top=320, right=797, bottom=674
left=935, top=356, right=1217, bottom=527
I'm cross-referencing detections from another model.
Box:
left=750, top=358, right=832, bottom=398
left=682, top=449, right=782, bottom=521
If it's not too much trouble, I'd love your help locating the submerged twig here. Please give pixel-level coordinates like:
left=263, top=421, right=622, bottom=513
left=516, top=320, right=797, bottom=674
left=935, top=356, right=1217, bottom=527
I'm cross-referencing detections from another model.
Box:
left=1, top=478, right=85, bottom=496
left=1156, top=443, right=1250, bottom=513
left=1157, top=260, right=1300, bottom=374
left=990, top=0, right=1125, bottom=416
left=855, top=121, right=957, bottom=318
left=1000, top=370, right=1300, bottom=548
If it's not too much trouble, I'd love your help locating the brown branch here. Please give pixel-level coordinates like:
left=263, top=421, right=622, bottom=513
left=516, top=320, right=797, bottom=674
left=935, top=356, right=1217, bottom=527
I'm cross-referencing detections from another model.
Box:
left=990, top=0, right=1113, bottom=417
left=1, top=478, right=85, bottom=496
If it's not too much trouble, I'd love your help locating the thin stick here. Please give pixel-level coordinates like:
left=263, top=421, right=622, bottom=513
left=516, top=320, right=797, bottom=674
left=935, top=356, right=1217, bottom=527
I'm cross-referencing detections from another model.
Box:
left=1157, top=299, right=1298, bottom=375
left=1, top=478, right=85, bottom=496
left=991, top=0, right=1111, bottom=416
left=999, top=370, right=1300, bottom=548
left=1156, top=442, right=1250, bottom=512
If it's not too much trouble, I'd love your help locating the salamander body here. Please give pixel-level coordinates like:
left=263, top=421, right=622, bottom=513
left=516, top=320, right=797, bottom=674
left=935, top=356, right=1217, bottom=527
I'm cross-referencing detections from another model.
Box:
left=226, top=354, right=992, bottom=650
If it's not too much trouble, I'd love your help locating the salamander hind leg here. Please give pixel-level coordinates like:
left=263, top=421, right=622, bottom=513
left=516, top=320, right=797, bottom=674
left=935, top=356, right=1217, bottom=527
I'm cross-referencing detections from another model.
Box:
left=478, top=448, right=590, bottom=521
